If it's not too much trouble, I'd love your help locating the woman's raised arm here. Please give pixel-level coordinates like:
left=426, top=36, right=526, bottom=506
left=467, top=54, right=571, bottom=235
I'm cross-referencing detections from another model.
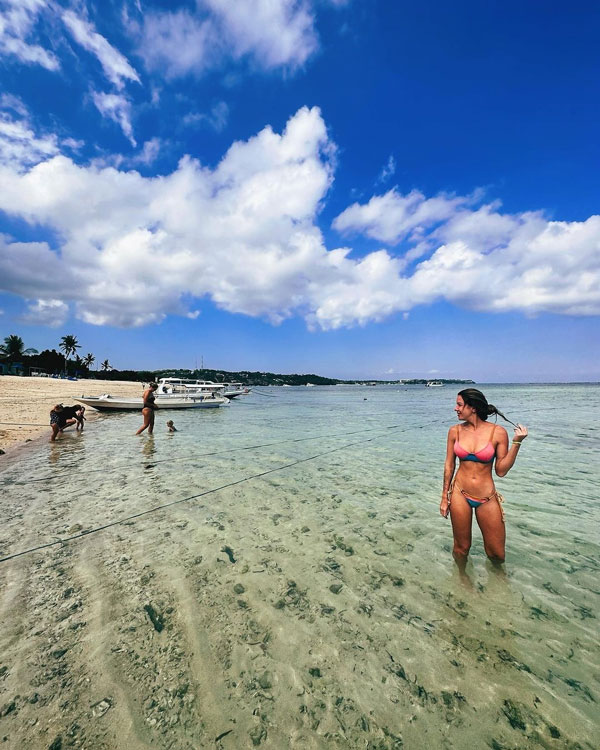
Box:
left=495, top=424, right=527, bottom=477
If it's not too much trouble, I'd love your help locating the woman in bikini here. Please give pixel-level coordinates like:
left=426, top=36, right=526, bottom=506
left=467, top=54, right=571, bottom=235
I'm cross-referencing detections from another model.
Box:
left=440, top=388, right=527, bottom=564
left=136, top=382, right=159, bottom=435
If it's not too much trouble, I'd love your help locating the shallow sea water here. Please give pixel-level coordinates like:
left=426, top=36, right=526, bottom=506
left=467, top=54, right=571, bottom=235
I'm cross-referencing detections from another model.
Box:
left=1, top=383, right=599, bottom=748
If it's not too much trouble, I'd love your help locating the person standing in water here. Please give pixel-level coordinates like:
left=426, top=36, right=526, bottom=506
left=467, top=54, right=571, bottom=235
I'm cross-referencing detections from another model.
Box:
left=440, top=388, right=528, bottom=564
left=136, top=382, right=158, bottom=435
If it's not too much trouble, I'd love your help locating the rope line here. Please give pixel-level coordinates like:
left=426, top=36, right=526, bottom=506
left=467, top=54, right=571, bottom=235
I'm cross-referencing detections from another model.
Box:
left=8, top=418, right=448, bottom=485
left=0, top=423, right=411, bottom=565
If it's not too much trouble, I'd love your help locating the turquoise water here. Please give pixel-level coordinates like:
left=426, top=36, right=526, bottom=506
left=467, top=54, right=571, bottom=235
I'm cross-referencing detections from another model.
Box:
left=1, top=384, right=598, bottom=748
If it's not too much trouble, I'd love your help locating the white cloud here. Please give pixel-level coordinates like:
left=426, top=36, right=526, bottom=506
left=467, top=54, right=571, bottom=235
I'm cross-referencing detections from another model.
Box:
left=0, top=107, right=599, bottom=331
left=0, top=98, right=60, bottom=169
left=332, top=188, right=472, bottom=245
left=0, top=234, right=73, bottom=300
left=135, top=0, right=318, bottom=79
left=20, top=298, right=69, bottom=327
left=135, top=9, right=218, bottom=79
left=92, top=92, right=136, bottom=146
left=133, top=137, right=161, bottom=165
left=183, top=101, right=230, bottom=132
left=0, top=0, right=59, bottom=71
left=62, top=10, right=140, bottom=89
left=408, top=216, right=600, bottom=316
left=204, top=0, right=318, bottom=70
left=376, top=154, right=395, bottom=184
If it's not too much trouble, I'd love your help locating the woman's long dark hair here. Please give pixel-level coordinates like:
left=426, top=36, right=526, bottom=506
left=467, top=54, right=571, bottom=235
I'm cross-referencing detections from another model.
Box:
left=458, top=388, right=516, bottom=426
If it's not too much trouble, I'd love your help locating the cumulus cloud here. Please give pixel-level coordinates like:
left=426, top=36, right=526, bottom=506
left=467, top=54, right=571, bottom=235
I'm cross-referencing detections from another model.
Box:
left=0, top=234, right=73, bottom=299
left=135, top=0, right=318, bottom=79
left=0, top=0, right=59, bottom=71
left=0, top=107, right=599, bottom=331
left=332, top=188, right=474, bottom=245
left=20, top=298, right=69, bottom=327
left=407, top=216, right=600, bottom=316
left=92, top=92, right=136, bottom=146
left=62, top=10, right=140, bottom=89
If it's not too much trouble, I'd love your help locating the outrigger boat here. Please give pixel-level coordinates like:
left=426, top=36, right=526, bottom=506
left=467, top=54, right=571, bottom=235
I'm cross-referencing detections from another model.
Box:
left=76, top=392, right=227, bottom=411
left=155, top=377, right=250, bottom=399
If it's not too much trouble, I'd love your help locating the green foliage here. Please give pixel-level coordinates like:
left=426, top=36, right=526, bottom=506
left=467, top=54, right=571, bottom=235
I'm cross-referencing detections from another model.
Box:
left=59, top=334, right=80, bottom=360
left=0, top=335, right=38, bottom=362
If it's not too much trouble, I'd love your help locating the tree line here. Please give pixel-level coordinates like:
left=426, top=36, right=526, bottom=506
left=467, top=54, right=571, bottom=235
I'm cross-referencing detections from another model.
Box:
left=1, top=333, right=475, bottom=386
left=0, top=334, right=111, bottom=375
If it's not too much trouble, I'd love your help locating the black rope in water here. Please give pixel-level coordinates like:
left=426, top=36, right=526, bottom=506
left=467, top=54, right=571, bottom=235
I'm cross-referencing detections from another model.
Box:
left=0, top=423, right=414, bottom=565
left=9, top=418, right=449, bottom=486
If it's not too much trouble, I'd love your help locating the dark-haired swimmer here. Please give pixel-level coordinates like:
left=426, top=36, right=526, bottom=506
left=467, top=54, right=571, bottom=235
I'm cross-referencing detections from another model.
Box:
left=440, top=388, right=528, bottom=565
left=136, top=382, right=158, bottom=435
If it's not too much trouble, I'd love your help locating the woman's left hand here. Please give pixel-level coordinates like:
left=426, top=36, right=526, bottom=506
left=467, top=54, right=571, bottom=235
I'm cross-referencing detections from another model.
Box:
left=513, top=424, right=528, bottom=443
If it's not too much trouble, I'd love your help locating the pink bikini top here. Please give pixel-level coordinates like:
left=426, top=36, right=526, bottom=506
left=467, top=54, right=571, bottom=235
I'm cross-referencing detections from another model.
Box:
left=454, top=425, right=496, bottom=463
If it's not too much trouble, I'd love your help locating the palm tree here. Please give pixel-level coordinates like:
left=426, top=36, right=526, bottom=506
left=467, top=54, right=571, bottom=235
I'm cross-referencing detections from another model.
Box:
left=59, top=334, right=80, bottom=374
left=101, top=359, right=112, bottom=372
left=0, top=335, right=38, bottom=363
left=83, top=353, right=95, bottom=371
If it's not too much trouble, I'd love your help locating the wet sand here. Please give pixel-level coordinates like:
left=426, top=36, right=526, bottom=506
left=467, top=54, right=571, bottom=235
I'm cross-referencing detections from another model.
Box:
left=0, top=375, right=143, bottom=453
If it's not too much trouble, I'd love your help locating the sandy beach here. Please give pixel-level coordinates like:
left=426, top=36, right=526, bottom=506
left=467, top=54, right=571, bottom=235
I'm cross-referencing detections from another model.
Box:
left=0, top=376, right=143, bottom=454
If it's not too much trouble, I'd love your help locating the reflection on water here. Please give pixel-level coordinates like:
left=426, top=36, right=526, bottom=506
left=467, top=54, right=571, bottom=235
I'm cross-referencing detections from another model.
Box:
left=1, top=384, right=598, bottom=747
left=141, top=434, right=156, bottom=460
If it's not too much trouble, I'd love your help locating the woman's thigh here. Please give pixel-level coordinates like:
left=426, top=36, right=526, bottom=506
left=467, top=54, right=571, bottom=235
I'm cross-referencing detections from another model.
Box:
left=475, top=499, right=505, bottom=555
left=449, top=488, right=473, bottom=544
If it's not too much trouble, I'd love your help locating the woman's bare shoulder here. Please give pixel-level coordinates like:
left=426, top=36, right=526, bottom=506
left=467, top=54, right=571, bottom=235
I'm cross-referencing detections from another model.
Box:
left=493, top=424, right=509, bottom=440
left=447, top=424, right=459, bottom=438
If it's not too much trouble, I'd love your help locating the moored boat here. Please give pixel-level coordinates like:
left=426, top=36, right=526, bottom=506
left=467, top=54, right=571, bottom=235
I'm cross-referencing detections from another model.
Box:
left=156, top=377, right=249, bottom=399
left=426, top=381, right=444, bottom=387
left=76, top=393, right=227, bottom=411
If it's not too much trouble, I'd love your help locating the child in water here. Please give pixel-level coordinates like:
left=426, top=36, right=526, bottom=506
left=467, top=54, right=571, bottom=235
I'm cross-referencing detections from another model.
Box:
left=166, top=420, right=177, bottom=432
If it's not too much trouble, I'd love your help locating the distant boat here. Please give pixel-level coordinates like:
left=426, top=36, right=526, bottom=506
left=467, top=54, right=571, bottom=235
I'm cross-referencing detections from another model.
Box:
left=426, top=381, right=444, bottom=387
left=305, top=383, right=316, bottom=387
left=155, top=377, right=249, bottom=399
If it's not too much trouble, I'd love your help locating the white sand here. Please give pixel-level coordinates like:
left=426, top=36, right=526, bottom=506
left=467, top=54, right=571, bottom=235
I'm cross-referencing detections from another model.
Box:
left=0, top=375, right=143, bottom=453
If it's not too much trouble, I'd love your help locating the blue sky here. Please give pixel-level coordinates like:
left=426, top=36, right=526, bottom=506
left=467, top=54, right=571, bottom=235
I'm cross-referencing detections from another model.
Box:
left=0, top=0, right=598, bottom=382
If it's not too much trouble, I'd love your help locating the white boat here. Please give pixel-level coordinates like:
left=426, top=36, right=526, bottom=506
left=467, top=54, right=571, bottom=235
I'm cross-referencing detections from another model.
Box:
left=76, top=393, right=227, bottom=411
left=156, top=377, right=249, bottom=399
left=426, top=381, right=444, bottom=387
left=219, top=381, right=251, bottom=399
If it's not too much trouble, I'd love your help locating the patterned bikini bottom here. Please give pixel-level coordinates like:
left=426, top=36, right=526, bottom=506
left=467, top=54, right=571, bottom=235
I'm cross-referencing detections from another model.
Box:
left=448, top=482, right=505, bottom=522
